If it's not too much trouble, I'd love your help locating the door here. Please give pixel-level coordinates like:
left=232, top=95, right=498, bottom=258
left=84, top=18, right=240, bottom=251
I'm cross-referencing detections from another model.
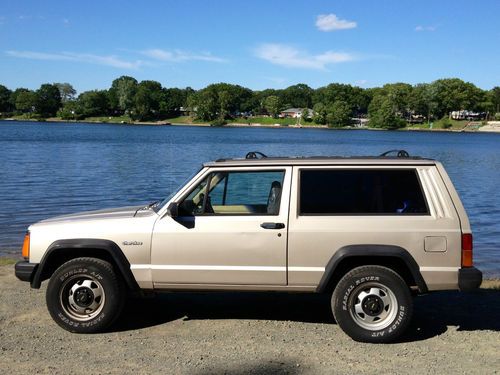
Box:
left=150, top=167, right=291, bottom=287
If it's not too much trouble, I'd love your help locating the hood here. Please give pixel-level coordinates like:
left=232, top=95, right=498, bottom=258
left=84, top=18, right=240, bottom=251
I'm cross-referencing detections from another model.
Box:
left=36, top=205, right=156, bottom=224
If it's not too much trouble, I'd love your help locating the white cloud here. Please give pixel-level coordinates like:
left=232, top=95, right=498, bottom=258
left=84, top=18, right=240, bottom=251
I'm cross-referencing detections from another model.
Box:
left=316, top=14, right=357, bottom=31
left=354, top=79, right=368, bottom=86
left=142, top=48, right=226, bottom=63
left=415, top=25, right=436, bottom=32
left=5, top=50, right=142, bottom=69
left=62, top=18, right=70, bottom=25
left=254, top=43, right=355, bottom=70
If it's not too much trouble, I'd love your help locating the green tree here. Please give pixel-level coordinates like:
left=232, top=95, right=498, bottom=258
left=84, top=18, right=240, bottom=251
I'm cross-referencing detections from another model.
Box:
left=326, top=100, right=352, bottom=127
left=55, top=83, right=76, bottom=103
left=407, top=83, right=439, bottom=124
left=313, top=83, right=370, bottom=115
left=78, top=90, right=110, bottom=117
left=281, top=84, right=313, bottom=108
left=161, top=88, right=188, bottom=118
left=253, top=88, right=281, bottom=114
left=110, top=76, right=138, bottom=114
left=382, top=83, right=413, bottom=117
left=190, top=83, right=253, bottom=121
left=368, top=95, right=406, bottom=129
left=15, top=90, right=38, bottom=115
left=218, top=90, right=231, bottom=120
left=57, top=100, right=84, bottom=120
left=430, top=78, right=484, bottom=117
left=490, top=86, right=500, bottom=114
left=0, top=84, right=13, bottom=114
left=193, top=89, right=218, bottom=121
left=264, top=95, right=281, bottom=118
left=133, top=80, right=163, bottom=120
left=301, top=107, right=311, bottom=123
left=36, top=83, right=62, bottom=117
left=312, top=102, right=327, bottom=124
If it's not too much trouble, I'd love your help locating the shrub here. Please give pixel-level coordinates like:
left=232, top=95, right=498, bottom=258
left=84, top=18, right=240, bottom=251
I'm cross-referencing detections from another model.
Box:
left=210, top=118, right=227, bottom=126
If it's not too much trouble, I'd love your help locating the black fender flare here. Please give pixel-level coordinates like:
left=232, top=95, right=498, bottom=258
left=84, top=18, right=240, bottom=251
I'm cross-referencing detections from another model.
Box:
left=316, top=244, right=428, bottom=293
left=31, top=239, right=140, bottom=292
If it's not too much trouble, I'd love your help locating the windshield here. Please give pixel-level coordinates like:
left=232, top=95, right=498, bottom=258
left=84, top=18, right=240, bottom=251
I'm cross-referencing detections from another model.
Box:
left=153, top=167, right=202, bottom=213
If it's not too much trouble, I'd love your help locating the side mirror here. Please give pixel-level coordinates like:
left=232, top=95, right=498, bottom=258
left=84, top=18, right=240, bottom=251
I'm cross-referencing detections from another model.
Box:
left=167, top=202, right=179, bottom=218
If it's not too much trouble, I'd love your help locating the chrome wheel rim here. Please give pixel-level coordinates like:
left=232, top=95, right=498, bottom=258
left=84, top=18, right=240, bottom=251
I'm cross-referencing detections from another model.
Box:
left=59, top=276, right=106, bottom=321
left=349, top=282, right=398, bottom=331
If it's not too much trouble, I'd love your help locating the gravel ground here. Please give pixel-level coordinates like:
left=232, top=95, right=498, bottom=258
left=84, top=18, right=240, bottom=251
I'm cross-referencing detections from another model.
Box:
left=1, top=264, right=499, bottom=375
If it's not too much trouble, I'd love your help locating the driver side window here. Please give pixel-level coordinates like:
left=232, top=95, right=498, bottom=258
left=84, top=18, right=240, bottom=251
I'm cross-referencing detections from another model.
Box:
left=177, top=176, right=210, bottom=216
left=178, top=170, right=285, bottom=216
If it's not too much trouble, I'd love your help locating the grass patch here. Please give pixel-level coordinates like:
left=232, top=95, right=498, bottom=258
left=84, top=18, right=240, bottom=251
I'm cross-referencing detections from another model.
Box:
left=164, top=115, right=196, bottom=124
left=227, top=117, right=300, bottom=126
left=0, top=257, right=18, bottom=266
left=405, top=118, right=468, bottom=130
left=8, top=114, right=40, bottom=121
left=83, top=115, right=132, bottom=124
left=432, top=118, right=467, bottom=130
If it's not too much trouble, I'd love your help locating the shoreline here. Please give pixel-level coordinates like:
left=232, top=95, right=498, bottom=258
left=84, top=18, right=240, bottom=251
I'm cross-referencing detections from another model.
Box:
left=2, top=117, right=500, bottom=133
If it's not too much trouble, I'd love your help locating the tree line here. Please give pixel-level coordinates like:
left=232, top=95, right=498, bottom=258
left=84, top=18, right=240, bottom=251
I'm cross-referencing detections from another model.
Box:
left=0, top=76, right=499, bottom=129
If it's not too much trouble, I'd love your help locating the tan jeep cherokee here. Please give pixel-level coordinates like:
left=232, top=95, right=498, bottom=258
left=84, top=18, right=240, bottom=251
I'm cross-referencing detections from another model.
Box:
left=15, top=150, right=482, bottom=343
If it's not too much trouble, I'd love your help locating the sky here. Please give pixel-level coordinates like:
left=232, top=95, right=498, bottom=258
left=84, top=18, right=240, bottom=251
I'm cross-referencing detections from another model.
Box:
left=1, top=0, right=499, bottom=93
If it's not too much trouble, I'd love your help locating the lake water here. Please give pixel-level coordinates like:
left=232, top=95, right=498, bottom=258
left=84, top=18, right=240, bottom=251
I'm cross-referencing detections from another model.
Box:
left=1, top=121, right=498, bottom=277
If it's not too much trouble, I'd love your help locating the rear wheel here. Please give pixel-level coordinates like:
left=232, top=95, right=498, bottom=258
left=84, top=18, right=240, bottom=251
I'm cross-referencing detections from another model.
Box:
left=331, top=265, right=412, bottom=343
left=46, top=257, right=125, bottom=333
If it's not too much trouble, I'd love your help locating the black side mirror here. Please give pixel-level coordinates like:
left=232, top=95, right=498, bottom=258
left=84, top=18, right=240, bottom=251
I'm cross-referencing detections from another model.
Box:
left=167, top=202, right=179, bottom=218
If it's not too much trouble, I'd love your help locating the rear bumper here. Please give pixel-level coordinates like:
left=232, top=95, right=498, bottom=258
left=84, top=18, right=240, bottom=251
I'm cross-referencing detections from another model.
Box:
left=15, top=260, right=38, bottom=283
left=458, top=266, right=482, bottom=291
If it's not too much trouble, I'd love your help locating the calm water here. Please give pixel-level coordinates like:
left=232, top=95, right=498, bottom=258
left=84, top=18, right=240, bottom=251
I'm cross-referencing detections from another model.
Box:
left=1, top=121, right=499, bottom=277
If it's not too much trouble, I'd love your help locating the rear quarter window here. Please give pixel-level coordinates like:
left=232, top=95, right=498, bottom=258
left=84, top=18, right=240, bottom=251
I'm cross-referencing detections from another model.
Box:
left=299, top=169, right=429, bottom=215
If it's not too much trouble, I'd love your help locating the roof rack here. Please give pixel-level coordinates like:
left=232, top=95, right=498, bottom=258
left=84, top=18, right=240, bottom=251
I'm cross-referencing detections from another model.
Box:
left=215, top=150, right=421, bottom=163
left=245, top=151, right=267, bottom=159
left=379, top=149, right=410, bottom=158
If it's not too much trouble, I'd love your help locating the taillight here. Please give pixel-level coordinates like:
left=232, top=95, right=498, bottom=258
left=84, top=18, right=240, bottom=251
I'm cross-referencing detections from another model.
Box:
left=461, top=233, right=473, bottom=267
left=22, top=232, right=30, bottom=259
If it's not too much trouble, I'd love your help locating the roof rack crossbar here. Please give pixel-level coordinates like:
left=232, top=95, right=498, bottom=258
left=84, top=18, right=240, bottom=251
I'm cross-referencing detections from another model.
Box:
left=379, top=149, right=410, bottom=158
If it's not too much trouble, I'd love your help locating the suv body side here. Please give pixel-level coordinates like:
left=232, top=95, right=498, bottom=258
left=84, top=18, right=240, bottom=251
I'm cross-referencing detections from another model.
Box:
left=125, top=160, right=467, bottom=292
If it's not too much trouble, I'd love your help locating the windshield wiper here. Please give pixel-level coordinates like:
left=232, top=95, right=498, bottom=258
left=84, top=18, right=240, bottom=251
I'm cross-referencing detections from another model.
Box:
left=145, top=200, right=159, bottom=209
left=134, top=201, right=159, bottom=217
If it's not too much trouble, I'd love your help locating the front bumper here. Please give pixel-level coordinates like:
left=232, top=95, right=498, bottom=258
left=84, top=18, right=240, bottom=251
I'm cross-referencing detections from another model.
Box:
left=458, top=266, right=482, bottom=291
left=15, top=260, right=38, bottom=283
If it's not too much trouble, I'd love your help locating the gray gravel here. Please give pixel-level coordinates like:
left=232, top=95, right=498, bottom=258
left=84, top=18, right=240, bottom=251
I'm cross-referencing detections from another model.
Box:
left=1, top=264, right=499, bottom=374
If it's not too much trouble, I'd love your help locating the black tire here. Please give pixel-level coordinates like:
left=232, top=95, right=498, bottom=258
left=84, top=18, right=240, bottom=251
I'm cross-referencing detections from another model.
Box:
left=331, top=265, right=413, bottom=343
left=46, top=257, right=125, bottom=333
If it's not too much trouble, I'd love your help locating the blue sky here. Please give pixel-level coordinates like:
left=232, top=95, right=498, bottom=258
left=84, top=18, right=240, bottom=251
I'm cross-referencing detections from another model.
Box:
left=1, top=0, right=499, bottom=93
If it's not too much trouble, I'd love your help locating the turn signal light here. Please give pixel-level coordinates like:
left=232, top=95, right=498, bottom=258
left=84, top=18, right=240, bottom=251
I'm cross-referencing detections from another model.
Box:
left=461, top=233, right=473, bottom=267
left=22, top=232, right=30, bottom=259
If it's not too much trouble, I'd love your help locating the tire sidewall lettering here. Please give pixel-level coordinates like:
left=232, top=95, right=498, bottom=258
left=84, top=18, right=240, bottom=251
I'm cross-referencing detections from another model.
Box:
left=59, top=268, right=88, bottom=282
left=47, top=258, right=123, bottom=333
left=332, top=267, right=412, bottom=343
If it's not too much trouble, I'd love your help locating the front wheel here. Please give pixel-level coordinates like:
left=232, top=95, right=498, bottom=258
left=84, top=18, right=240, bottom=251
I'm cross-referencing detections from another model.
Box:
left=332, top=266, right=413, bottom=343
left=46, top=257, right=125, bottom=333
